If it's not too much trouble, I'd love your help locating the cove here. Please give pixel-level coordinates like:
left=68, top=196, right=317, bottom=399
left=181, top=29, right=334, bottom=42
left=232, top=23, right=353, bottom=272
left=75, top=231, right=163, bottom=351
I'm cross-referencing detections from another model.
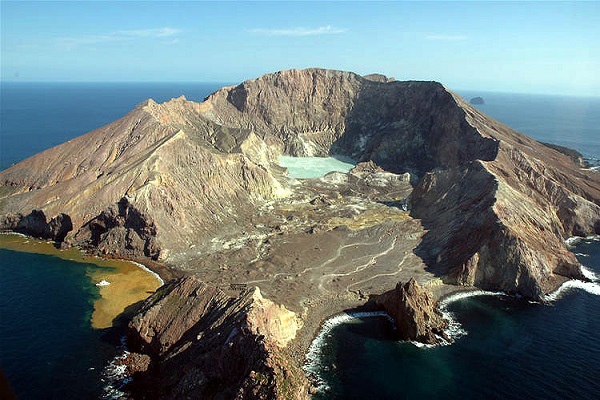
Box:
left=307, top=238, right=600, bottom=400
left=0, top=234, right=163, bottom=398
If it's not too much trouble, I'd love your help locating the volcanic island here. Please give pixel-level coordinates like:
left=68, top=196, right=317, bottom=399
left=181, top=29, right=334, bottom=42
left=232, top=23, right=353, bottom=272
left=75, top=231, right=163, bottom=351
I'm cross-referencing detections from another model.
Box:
left=1, top=69, right=599, bottom=399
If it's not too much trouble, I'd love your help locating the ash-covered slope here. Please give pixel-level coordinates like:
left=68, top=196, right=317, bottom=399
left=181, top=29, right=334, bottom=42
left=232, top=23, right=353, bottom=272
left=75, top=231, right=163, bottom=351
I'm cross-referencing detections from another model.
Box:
left=0, top=97, right=286, bottom=259
left=195, top=68, right=600, bottom=298
left=1, top=68, right=599, bottom=299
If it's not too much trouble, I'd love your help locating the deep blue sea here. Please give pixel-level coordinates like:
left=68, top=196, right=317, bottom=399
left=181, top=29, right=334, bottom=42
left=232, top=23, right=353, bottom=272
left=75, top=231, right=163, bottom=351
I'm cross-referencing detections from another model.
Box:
left=0, top=83, right=599, bottom=399
left=0, top=248, right=118, bottom=399
left=308, top=238, right=600, bottom=400
left=457, top=90, right=600, bottom=163
left=0, top=82, right=229, bottom=170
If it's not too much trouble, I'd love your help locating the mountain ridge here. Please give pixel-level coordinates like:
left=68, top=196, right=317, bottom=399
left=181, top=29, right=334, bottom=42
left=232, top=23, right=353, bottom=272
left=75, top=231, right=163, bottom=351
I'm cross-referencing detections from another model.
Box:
left=2, top=68, right=598, bottom=295
left=1, top=67, right=599, bottom=398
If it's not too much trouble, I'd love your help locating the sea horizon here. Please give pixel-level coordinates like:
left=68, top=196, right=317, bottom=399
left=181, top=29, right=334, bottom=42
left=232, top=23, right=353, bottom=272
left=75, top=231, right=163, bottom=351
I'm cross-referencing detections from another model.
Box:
left=1, top=80, right=599, bottom=399
left=2, top=79, right=599, bottom=99
left=2, top=82, right=599, bottom=171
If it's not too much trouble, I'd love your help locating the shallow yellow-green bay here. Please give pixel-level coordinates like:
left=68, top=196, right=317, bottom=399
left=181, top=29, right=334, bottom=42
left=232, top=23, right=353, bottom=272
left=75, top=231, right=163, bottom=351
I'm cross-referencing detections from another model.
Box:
left=0, top=233, right=162, bottom=329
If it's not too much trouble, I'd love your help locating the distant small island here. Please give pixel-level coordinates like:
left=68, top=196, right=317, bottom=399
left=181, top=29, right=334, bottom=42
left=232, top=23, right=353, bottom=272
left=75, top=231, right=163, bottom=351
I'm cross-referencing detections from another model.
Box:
left=470, top=96, right=485, bottom=105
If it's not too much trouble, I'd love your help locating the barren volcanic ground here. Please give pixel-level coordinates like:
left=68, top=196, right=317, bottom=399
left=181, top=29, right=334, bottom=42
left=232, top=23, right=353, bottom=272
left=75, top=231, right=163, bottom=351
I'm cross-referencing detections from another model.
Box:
left=1, top=68, right=599, bottom=398
left=181, top=164, right=444, bottom=355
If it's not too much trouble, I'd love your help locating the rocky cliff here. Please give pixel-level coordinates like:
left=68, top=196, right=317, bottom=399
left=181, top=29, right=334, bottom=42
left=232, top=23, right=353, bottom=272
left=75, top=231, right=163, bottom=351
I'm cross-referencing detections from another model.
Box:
left=409, top=93, right=599, bottom=298
left=376, top=278, right=449, bottom=344
left=1, top=68, right=600, bottom=398
left=125, top=276, right=308, bottom=399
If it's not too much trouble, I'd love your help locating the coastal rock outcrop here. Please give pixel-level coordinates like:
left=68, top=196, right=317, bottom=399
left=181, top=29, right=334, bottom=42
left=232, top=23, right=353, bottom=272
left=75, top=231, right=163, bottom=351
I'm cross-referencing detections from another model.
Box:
left=126, top=276, right=308, bottom=399
left=376, top=279, right=449, bottom=344
left=1, top=67, right=599, bottom=398
left=73, top=197, right=160, bottom=259
left=0, top=210, right=73, bottom=242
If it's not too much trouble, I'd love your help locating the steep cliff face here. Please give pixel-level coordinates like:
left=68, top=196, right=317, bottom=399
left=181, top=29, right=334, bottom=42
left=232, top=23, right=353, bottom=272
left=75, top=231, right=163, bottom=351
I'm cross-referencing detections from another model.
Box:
left=409, top=94, right=600, bottom=298
left=126, top=276, right=308, bottom=400
left=376, top=279, right=449, bottom=344
left=1, top=68, right=599, bottom=297
left=202, top=69, right=498, bottom=179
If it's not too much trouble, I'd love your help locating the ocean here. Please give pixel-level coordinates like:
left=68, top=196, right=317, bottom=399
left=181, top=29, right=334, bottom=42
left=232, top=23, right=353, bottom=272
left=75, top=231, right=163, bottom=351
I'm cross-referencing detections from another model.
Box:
left=0, top=82, right=599, bottom=399
left=0, top=82, right=229, bottom=170
left=307, top=238, right=600, bottom=400
left=0, top=246, right=118, bottom=399
left=306, top=91, right=600, bottom=399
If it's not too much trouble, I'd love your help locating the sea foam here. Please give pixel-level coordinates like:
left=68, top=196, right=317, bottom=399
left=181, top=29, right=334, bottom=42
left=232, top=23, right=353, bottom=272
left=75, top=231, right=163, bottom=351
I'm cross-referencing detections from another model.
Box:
left=101, top=337, right=131, bottom=399
left=544, top=263, right=600, bottom=302
left=130, top=261, right=164, bottom=286
left=303, top=311, right=392, bottom=394
left=544, top=280, right=600, bottom=302
left=566, top=235, right=600, bottom=249
left=418, top=290, right=508, bottom=349
left=546, top=236, right=600, bottom=301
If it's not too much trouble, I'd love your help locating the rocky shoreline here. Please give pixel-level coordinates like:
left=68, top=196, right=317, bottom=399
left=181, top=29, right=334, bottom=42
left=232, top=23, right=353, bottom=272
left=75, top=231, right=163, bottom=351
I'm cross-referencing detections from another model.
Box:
left=1, top=68, right=599, bottom=399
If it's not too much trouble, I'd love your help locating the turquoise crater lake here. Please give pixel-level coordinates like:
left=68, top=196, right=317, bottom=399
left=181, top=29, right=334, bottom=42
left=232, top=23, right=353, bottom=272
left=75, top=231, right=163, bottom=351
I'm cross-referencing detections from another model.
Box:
left=279, top=156, right=356, bottom=178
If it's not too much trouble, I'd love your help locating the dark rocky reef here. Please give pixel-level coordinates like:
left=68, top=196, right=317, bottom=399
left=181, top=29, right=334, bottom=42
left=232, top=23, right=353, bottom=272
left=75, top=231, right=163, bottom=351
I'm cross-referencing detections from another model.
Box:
left=376, top=279, right=449, bottom=344
left=73, top=197, right=160, bottom=260
left=0, top=210, right=72, bottom=242
left=125, top=276, right=308, bottom=400
left=470, top=96, right=485, bottom=105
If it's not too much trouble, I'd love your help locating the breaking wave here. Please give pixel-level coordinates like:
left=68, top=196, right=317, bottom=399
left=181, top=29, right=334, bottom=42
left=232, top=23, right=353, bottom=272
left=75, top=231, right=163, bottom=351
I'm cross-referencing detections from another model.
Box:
left=130, top=261, right=164, bottom=286
left=303, top=311, right=392, bottom=393
left=101, top=337, right=131, bottom=399
left=544, top=236, right=600, bottom=301
left=545, top=264, right=600, bottom=302
left=304, top=291, right=506, bottom=391
left=414, top=290, right=508, bottom=349
left=566, top=235, right=600, bottom=249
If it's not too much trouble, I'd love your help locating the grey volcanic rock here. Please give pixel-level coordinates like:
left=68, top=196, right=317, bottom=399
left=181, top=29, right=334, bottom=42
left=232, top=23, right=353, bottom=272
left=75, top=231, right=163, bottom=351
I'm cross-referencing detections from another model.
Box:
left=1, top=68, right=599, bottom=299
left=73, top=197, right=160, bottom=259
left=470, top=96, right=485, bottom=105
left=127, top=276, right=308, bottom=400
left=0, top=210, right=73, bottom=242
left=376, top=278, right=449, bottom=344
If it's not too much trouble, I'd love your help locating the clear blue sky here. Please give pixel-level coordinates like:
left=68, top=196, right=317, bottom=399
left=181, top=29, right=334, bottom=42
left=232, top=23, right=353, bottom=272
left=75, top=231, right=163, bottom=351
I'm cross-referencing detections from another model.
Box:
left=2, top=1, right=599, bottom=96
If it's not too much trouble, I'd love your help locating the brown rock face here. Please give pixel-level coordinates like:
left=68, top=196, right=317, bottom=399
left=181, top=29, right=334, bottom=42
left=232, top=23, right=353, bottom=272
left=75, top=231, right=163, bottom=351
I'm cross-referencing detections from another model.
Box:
left=73, top=197, right=160, bottom=259
left=2, top=69, right=597, bottom=298
left=409, top=93, right=600, bottom=298
left=126, top=276, right=307, bottom=400
left=0, top=210, right=73, bottom=242
left=376, top=279, right=449, bottom=344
